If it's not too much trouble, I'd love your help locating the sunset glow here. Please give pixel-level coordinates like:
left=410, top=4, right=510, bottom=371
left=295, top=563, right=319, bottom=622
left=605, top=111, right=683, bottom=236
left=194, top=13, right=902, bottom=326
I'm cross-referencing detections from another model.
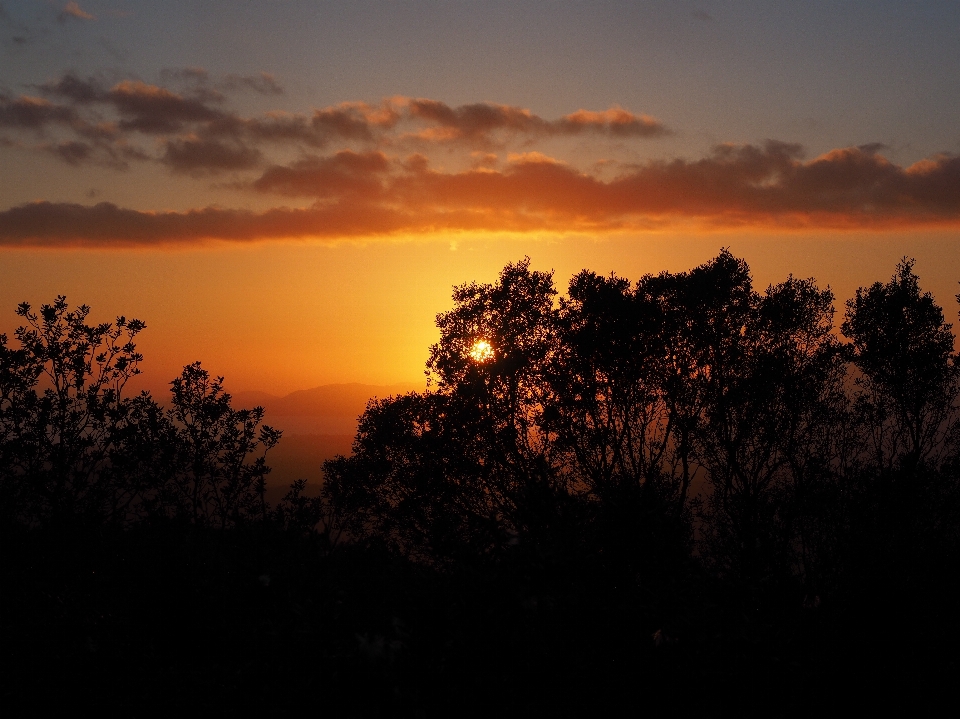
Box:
left=469, top=340, right=494, bottom=363
left=0, top=2, right=957, bottom=395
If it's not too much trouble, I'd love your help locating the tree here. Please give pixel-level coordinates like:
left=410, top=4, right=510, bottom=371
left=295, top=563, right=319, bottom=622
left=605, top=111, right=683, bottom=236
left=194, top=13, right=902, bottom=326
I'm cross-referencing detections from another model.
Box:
left=842, top=258, right=959, bottom=477
left=324, top=259, right=570, bottom=564
left=0, top=297, right=284, bottom=531
left=839, top=259, right=960, bottom=599
left=695, top=268, right=849, bottom=586
left=0, top=296, right=145, bottom=527
left=117, top=362, right=282, bottom=528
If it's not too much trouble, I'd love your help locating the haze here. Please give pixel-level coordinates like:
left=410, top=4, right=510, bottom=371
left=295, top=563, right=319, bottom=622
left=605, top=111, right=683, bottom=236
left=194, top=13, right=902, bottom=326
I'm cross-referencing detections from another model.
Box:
left=1, top=0, right=958, bottom=397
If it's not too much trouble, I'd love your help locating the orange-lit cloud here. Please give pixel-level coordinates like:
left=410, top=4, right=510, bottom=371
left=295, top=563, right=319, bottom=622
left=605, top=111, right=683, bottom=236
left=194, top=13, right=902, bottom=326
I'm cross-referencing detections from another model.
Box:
left=251, top=150, right=391, bottom=198
left=59, top=2, right=94, bottom=21
left=401, top=99, right=666, bottom=143
left=7, top=74, right=669, bottom=171
left=0, top=94, right=76, bottom=127
left=3, top=71, right=960, bottom=243
left=3, top=142, right=960, bottom=245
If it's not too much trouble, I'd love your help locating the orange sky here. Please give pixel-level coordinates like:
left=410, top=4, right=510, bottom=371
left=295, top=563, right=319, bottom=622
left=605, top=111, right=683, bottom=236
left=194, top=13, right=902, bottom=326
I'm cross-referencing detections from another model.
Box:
left=1, top=230, right=956, bottom=396
left=1, top=2, right=958, bottom=396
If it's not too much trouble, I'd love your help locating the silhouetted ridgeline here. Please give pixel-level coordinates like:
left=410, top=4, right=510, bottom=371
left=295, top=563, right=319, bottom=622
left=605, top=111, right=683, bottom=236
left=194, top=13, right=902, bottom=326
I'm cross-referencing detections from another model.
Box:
left=232, top=382, right=420, bottom=500
left=3, top=251, right=959, bottom=716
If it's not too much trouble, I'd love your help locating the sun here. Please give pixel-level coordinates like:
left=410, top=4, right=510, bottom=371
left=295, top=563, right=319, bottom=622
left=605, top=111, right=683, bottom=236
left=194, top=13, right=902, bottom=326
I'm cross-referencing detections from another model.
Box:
left=469, top=339, right=494, bottom=362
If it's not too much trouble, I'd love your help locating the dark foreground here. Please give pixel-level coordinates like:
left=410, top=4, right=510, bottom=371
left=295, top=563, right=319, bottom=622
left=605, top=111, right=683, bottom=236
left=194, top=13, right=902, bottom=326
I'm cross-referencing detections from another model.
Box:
left=4, top=253, right=960, bottom=715
left=4, top=522, right=957, bottom=718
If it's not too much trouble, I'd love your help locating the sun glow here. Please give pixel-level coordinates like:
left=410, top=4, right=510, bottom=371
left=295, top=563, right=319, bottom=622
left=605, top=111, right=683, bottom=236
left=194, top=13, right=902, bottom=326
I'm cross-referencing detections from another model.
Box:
left=469, top=339, right=494, bottom=362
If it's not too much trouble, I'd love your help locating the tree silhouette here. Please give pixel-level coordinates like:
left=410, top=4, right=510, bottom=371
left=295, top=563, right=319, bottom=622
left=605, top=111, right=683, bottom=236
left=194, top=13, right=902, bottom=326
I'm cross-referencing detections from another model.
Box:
left=839, top=259, right=960, bottom=609
left=3, top=261, right=960, bottom=716
left=842, top=258, right=959, bottom=477
left=0, top=298, right=284, bottom=531
left=115, top=362, right=282, bottom=528
left=324, top=259, right=572, bottom=564
left=0, top=297, right=145, bottom=527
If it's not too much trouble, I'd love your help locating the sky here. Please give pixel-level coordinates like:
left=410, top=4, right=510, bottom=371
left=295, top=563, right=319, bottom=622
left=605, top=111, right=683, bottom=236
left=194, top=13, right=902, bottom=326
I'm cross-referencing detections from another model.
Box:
left=1, top=0, right=959, bottom=395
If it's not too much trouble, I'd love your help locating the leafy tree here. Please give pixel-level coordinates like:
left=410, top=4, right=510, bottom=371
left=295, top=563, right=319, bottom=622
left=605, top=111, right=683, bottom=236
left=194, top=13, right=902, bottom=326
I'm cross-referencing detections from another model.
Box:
left=0, top=297, right=285, bottom=531
left=695, top=269, right=849, bottom=586
left=113, top=362, right=281, bottom=528
left=839, top=259, right=960, bottom=601
left=324, top=259, right=571, bottom=564
left=0, top=296, right=145, bottom=527
left=842, top=258, right=959, bottom=476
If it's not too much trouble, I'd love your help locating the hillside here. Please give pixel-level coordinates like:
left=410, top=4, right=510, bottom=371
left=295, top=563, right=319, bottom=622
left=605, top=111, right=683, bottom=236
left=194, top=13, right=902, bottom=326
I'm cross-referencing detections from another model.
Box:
left=232, top=382, right=422, bottom=497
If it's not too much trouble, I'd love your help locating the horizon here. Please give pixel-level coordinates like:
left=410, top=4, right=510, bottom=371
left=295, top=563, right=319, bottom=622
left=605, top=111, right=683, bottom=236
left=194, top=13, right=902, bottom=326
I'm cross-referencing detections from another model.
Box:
left=1, top=1, right=959, bottom=395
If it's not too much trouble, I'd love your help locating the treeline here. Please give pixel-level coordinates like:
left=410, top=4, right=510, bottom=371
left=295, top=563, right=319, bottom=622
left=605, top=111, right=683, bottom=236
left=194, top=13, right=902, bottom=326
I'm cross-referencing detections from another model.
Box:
left=325, top=251, right=960, bottom=595
left=0, top=297, right=320, bottom=533
left=2, top=252, right=959, bottom=715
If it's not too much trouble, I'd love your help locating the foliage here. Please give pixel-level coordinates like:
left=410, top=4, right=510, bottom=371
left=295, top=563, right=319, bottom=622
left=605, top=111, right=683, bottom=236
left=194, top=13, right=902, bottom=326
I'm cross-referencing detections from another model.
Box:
left=0, top=299, right=285, bottom=530
left=322, top=251, right=960, bottom=604
left=3, top=256, right=960, bottom=715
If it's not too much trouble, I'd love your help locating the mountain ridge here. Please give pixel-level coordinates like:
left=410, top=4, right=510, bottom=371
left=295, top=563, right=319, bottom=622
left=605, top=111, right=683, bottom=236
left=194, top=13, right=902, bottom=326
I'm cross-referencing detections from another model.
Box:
left=233, top=381, right=424, bottom=435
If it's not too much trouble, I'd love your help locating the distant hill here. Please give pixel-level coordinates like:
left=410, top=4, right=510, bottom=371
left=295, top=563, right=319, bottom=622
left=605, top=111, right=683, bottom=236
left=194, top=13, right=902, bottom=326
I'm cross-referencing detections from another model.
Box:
left=233, top=382, right=423, bottom=435
left=232, top=383, right=423, bottom=498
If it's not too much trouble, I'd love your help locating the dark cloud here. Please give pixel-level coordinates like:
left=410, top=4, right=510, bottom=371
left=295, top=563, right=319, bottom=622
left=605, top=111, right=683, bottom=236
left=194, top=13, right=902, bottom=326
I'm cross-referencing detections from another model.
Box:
left=161, top=137, right=262, bottom=173
left=220, top=72, right=284, bottom=96
left=4, top=143, right=960, bottom=246
left=41, top=74, right=107, bottom=103
left=0, top=201, right=412, bottom=246
left=158, top=68, right=284, bottom=100
left=157, top=68, right=224, bottom=103
left=7, top=76, right=670, bottom=170
left=402, top=99, right=668, bottom=143
left=311, top=102, right=396, bottom=141
left=405, top=99, right=548, bottom=141
left=50, top=140, right=91, bottom=165
left=39, top=75, right=223, bottom=134
left=109, top=80, right=223, bottom=133
left=252, top=150, right=390, bottom=198
left=555, top=107, right=669, bottom=138
left=42, top=137, right=146, bottom=169
left=0, top=94, right=75, bottom=128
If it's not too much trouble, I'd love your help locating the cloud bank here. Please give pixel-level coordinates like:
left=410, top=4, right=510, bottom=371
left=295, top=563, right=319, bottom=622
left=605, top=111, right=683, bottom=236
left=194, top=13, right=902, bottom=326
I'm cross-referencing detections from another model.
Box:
left=3, top=142, right=960, bottom=245
left=1, top=70, right=959, bottom=245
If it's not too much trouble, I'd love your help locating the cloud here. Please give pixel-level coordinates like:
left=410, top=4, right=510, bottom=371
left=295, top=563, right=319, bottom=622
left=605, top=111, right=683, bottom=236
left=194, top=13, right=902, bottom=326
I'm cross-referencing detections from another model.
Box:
left=40, top=74, right=106, bottom=104
left=0, top=94, right=75, bottom=129
left=251, top=150, right=391, bottom=197
left=16, top=74, right=669, bottom=169
left=220, top=72, right=285, bottom=96
left=401, top=99, right=669, bottom=144
left=38, top=75, right=223, bottom=133
left=3, top=143, right=960, bottom=246
left=557, top=107, right=668, bottom=138
left=0, top=201, right=414, bottom=246
left=8, top=73, right=957, bottom=239
left=49, top=139, right=91, bottom=165
left=161, top=136, right=262, bottom=173
left=108, top=80, right=223, bottom=133
left=59, top=2, right=94, bottom=21
left=160, top=68, right=284, bottom=98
